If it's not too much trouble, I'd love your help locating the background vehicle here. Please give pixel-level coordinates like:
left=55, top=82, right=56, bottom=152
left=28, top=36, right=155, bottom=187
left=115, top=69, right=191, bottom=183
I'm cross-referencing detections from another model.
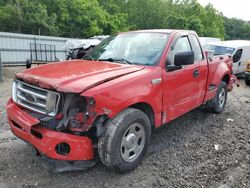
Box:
left=245, top=61, right=250, bottom=85
left=7, top=30, right=237, bottom=173
left=64, top=39, right=101, bottom=60
left=64, top=36, right=109, bottom=60
left=206, top=40, right=250, bottom=75
left=199, top=37, right=221, bottom=48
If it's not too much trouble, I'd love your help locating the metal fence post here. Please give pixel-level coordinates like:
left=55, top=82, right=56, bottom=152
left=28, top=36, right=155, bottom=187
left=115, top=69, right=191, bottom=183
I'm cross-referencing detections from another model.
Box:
left=0, top=52, right=3, bottom=82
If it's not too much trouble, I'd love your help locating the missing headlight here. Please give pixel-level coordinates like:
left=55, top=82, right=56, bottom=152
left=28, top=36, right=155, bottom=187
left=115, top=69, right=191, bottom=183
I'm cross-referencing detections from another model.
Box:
left=56, top=94, right=97, bottom=132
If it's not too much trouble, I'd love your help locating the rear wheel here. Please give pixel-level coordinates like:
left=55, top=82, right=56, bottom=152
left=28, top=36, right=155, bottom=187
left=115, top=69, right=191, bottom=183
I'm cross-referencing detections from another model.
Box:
left=245, top=76, right=250, bottom=86
left=98, top=108, right=151, bottom=173
left=206, top=81, right=227, bottom=113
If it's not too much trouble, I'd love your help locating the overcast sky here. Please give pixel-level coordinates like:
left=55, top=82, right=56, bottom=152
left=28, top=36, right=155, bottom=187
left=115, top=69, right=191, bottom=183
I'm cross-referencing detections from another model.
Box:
left=197, top=0, right=250, bottom=21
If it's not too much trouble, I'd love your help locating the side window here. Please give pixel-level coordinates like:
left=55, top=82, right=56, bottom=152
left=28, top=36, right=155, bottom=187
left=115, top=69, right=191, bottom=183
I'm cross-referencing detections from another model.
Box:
left=233, top=49, right=243, bottom=63
left=189, top=34, right=203, bottom=61
left=173, top=36, right=192, bottom=54
left=167, top=36, right=191, bottom=65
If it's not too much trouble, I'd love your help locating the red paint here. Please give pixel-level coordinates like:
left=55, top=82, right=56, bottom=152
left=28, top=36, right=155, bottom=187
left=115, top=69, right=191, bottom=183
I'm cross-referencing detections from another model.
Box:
left=55, top=113, right=63, bottom=120
left=6, top=30, right=237, bottom=162
left=7, top=100, right=94, bottom=160
left=16, top=60, right=144, bottom=93
left=6, top=99, right=40, bottom=133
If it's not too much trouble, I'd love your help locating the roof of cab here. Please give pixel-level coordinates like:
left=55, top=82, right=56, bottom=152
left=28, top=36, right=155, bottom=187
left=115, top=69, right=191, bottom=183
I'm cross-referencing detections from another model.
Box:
left=208, top=40, right=250, bottom=48
left=121, top=29, right=196, bottom=35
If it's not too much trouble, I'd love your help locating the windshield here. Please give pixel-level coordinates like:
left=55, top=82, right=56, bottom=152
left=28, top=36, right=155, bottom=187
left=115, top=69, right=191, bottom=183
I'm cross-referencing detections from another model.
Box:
left=205, top=45, right=235, bottom=55
left=83, top=32, right=169, bottom=66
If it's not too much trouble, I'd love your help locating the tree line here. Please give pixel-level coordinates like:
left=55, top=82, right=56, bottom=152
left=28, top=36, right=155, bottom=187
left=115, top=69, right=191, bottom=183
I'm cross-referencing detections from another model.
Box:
left=0, top=0, right=249, bottom=40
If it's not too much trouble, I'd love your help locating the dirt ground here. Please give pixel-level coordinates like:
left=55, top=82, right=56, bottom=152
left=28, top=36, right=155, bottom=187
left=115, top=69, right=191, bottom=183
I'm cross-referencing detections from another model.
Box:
left=0, top=67, right=249, bottom=188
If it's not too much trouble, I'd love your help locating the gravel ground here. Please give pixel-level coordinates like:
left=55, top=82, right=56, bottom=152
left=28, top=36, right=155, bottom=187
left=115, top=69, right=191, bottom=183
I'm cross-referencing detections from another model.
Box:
left=0, top=67, right=249, bottom=188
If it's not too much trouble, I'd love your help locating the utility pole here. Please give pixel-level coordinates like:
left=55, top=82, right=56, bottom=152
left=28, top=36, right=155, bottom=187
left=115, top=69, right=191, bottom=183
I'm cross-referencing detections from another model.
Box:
left=0, top=52, right=3, bottom=82
left=16, top=0, right=23, bottom=33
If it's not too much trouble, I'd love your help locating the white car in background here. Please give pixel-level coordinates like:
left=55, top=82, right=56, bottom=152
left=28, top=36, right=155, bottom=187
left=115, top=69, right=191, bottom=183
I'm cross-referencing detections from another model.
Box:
left=205, top=40, right=250, bottom=75
left=199, top=37, right=221, bottom=48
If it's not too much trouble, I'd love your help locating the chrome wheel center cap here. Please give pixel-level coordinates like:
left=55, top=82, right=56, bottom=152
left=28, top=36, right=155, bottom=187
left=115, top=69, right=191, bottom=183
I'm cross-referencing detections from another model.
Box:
left=125, top=134, right=137, bottom=149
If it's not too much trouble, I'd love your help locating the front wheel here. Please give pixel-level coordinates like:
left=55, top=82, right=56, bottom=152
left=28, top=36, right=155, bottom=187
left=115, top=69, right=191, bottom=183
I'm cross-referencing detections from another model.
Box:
left=98, top=108, right=151, bottom=173
left=206, top=81, right=228, bottom=113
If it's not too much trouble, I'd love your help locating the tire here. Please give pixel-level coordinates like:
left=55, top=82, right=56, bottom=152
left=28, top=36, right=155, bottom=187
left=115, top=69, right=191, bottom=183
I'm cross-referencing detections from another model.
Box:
left=98, top=108, right=151, bottom=173
left=26, top=60, right=32, bottom=69
left=245, top=77, right=250, bottom=86
left=206, top=81, right=227, bottom=113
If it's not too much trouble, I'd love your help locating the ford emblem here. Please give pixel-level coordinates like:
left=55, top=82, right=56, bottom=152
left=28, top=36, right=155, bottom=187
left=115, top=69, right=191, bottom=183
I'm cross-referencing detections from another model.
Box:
left=24, top=93, right=37, bottom=103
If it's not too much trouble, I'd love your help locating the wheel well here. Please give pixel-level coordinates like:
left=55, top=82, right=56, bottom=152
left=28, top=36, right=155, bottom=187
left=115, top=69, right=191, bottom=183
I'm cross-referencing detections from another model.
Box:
left=222, top=74, right=230, bottom=85
left=130, top=102, right=155, bottom=129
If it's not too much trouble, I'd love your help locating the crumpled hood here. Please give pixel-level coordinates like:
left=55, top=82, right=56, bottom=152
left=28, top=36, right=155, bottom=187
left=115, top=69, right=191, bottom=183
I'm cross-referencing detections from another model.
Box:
left=16, top=60, right=145, bottom=93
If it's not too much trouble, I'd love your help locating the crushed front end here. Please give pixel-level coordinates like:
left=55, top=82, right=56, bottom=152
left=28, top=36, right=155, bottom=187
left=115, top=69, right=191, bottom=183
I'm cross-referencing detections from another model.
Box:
left=6, top=80, right=105, bottom=171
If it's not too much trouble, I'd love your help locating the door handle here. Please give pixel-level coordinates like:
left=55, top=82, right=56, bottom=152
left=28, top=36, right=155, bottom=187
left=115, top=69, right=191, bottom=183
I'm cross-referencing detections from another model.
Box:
left=193, top=69, right=199, bottom=78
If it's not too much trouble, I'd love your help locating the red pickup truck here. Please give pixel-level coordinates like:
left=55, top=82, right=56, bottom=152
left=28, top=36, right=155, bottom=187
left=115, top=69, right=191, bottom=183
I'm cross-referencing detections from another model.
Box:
left=7, top=30, right=237, bottom=173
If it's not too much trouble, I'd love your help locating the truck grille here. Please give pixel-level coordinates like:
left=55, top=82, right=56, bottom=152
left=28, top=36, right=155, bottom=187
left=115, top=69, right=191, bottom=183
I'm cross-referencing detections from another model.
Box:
left=12, top=80, right=60, bottom=116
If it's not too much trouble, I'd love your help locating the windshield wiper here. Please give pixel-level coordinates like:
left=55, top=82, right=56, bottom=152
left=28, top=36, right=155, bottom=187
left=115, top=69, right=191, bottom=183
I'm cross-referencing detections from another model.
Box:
left=98, top=58, right=133, bottom=65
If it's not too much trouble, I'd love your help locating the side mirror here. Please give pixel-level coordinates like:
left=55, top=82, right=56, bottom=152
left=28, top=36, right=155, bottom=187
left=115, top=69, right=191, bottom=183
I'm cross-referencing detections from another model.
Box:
left=174, top=51, right=194, bottom=66
left=166, top=64, right=182, bottom=71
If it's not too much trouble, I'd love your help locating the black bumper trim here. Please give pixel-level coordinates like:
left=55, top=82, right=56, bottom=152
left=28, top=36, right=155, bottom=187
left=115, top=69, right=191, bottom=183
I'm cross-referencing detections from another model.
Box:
left=33, top=147, right=96, bottom=173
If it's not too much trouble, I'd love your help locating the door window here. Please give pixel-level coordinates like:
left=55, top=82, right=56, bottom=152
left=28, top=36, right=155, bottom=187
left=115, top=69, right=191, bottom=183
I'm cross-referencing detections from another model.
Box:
left=167, top=36, right=192, bottom=65
left=173, top=36, right=192, bottom=54
left=189, top=35, right=204, bottom=61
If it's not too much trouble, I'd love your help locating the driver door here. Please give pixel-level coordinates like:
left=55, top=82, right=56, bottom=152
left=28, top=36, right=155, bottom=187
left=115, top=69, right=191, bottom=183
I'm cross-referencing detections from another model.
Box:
left=162, top=35, right=201, bottom=121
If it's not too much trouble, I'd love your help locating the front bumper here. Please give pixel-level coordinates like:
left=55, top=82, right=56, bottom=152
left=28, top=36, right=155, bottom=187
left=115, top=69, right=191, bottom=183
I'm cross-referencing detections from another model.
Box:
left=36, top=155, right=96, bottom=172
left=6, top=99, right=94, bottom=161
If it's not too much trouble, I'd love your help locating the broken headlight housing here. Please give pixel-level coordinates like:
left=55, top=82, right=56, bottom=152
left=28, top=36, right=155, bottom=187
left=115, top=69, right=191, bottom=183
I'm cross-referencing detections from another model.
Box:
left=60, top=94, right=97, bottom=132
